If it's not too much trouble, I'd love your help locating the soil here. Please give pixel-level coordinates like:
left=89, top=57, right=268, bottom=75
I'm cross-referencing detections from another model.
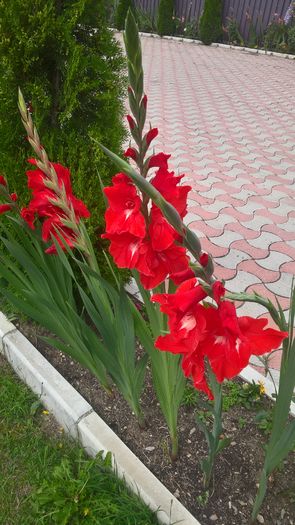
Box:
left=15, top=320, right=295, bottom=525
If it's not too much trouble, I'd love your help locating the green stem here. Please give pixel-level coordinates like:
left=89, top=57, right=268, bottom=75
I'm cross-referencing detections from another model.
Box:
left=171, top=430, right=179, bottom=461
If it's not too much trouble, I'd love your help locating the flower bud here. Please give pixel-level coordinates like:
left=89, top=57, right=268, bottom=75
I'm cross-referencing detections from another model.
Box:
left=126, top=115, right=135, bottom=130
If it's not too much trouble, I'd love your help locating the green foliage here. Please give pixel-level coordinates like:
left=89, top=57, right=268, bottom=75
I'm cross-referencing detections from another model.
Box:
left=255, top=409, right=274, bottom=436
left=34, top=451, right=158, bottom=524
left=196, top=490, right=209, bottom=507
left=0, top=0, right=127, bottom=281
left=0, top=218, right=148, bottom=421
left=182, top=382, right=200, bottom=407
left=288, top=25, right=295, bottom=53
left=185, top=18, right=199, bottom=39
left=196, top=366, right=230, bottom=489
left=115, top=0, right=135, bottom=30
left=0, top=361, right=158, bottom=525
left=135, top=7, right=156, bottom=33
left=264, top=19, right=289, bottom=52
left=199, top=0, right=223, bottom=45
left=225, top=17, right=244, bottom=45
left=223, top=380, right=264, bottom=411
left=157, top=0, right=174, bottom=37
left=252, top=284, right=295, bottom=520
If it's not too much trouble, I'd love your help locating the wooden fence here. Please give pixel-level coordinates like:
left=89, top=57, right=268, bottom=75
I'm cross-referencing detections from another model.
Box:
left=134, top=0, right=292, bottom=41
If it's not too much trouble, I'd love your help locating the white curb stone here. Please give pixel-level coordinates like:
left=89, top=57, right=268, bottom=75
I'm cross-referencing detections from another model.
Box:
left=2, top=329, right=93, bottom=438
left=78, top=411, right=200, bottom=525
left=0, top=311, right=17, bottom=352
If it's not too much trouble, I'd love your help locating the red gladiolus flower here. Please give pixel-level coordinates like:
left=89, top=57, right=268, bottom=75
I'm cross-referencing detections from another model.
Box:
left=145, top=128, right=158, bottom=146
left=42, top=215, right=77, bottom=254
left=203, top=301, right=288, bottom=383
left=10, top=193, right=18, bottom=202
left=24, top=159, right=90, bottom=253
left=153, top=279, right=287, bottom=398
left=151, top=168, right=191, bottom=218
left=26, top=159, right=71, bottom=194
left=137, top=242, right=190, bottom=289
left=212, top=280, right=226, bottom=304
left=0, top=204, right=12, bottom=214
left=0, top=175, right=7, bottom=186
left=182, top=350, right=213, bottom=399
left=142, top=94, right=148, bottom=108
left=102, top=232, right=143, bottom=270
left=104, top=175, right=146, bottom=238
left=124, top=147, right=138, bottom=161
left=170, top=267, right=195, bottom=285
left=200, top=252, right=209, bottom=267
left=152, top=278, right=207, bottom=334
left=126, top=114, right=135, bottom=130
left=21, top=207, right=35, bottom=229
left=148, top=152, right=170, bottom=170
left=149, top=208, right=177, bottom=251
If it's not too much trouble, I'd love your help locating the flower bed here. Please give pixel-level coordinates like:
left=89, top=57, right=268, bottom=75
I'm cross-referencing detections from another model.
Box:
left=12, top=318, right=295, bottom=524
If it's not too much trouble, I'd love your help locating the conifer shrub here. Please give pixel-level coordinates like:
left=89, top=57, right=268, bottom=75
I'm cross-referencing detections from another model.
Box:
left=0, top=0, right=127, bottom=279
left=199, top=0, right=223, bottom=45
left=157, top=0, right=174, bottom=37
left=115, top=0, right=135, bottom=30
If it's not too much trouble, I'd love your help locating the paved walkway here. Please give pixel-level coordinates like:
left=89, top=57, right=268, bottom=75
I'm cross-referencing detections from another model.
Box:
left=123, top=36, right=295, bottom=375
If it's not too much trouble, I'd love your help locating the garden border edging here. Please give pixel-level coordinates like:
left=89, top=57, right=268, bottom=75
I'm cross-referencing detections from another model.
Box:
left=113, top=29, right=295, bottom=60
left=0, top=311, right=199, bottom=525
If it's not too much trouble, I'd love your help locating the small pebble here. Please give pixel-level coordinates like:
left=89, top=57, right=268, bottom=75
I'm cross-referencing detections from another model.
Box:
left=189, top=427, right=196, bottom=435
left=257, top=515, right=264, bottom=524
left=210, top=514, right=218, bottom=521
left=145, top=446, right=155, bottom=452
left=174, top=489, right=180, bottom=498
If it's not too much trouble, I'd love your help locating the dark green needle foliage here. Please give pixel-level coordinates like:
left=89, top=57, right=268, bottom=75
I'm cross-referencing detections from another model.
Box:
left=199, top=0, right=223, bottom=45
left=157, top=0, right=174, bottom=36
left=0, top=0, right=126, bottom=279
left=115, top=0, right=136, bottom=30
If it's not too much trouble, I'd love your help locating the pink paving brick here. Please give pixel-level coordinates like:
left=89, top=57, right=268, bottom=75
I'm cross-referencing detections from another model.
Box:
left=238, top=260, right=281, bottom=283
left=230, top=239, right=269, bottom=260
left=199, top=237, right=229, bottom=258
left=214, top=264, right=237, bottom=281
left=271, top=241, right=295, bottom=260
left=263, top=224, right=295, bottom=242
left=246, top=284, right=290, bottom=311
left=189, top=220, right=224, bottom=238
left=226, top=222, right=261, bottom=240
left=120, top=34, right=295, bottom=334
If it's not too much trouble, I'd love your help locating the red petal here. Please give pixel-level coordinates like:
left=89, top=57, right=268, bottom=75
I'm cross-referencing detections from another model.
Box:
left=148, top=152, right=170, bottom=170
left=145, top=128, right=158, bottom=146
left=0, top=204, right=12, bottom=214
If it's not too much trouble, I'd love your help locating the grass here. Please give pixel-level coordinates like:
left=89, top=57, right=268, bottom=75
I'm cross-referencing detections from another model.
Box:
left=0, top=355, right=159, bottom=525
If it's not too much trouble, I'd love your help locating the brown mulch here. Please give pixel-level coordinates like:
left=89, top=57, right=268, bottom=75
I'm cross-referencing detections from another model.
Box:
left=15, top=320, right=295, bottom=525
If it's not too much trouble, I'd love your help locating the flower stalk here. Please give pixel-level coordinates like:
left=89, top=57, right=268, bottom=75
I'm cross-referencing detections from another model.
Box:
left=197, top=363, right=230, bottom=489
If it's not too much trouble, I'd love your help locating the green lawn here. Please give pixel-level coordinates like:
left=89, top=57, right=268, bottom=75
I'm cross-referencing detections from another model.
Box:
left=0, top=355, right=159, bottom=525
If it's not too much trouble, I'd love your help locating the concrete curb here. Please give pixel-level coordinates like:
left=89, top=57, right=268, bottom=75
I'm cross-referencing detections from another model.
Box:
left=0, top=311, right=200, bottom=525
left=113, top=28, right=295, bottom=60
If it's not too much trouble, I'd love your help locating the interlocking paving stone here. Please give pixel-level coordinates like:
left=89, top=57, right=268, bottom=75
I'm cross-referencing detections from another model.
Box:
left=119, top=34, right=295, bottom=372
